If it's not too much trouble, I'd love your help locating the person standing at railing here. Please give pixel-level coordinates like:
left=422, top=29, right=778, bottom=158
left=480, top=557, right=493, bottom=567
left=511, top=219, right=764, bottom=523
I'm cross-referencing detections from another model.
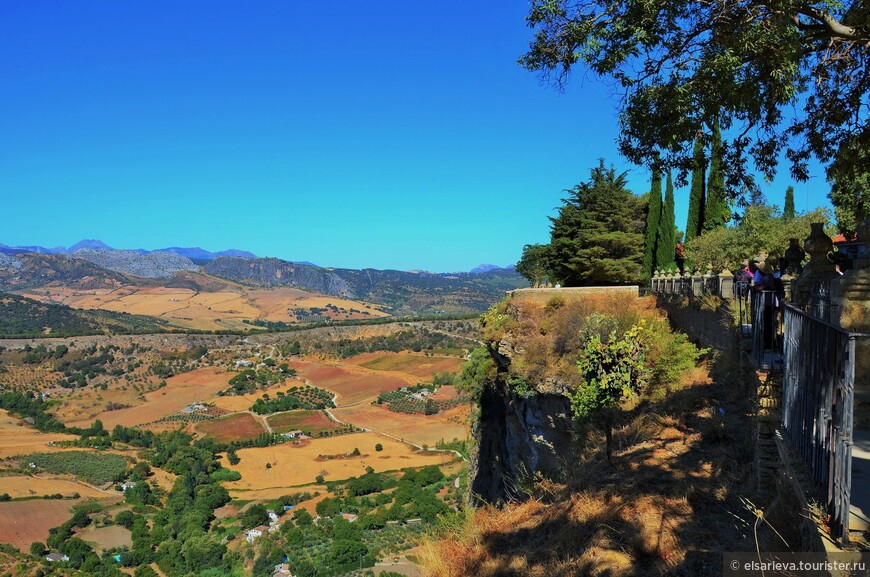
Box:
left=756, top=256, right=784, bottom=349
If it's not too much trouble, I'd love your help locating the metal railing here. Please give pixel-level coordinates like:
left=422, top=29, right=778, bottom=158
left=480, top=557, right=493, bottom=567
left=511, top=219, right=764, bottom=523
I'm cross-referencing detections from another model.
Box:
left=781, top=304, right=868, bottom=544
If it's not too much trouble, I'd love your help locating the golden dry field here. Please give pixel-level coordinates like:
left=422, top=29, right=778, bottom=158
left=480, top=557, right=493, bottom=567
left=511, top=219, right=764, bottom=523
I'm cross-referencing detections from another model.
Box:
left=249, top=288, right=389, bottom=323
left=75, top=524, right=132, bottom=550
left=67, top=367, right=230, bottom=428
left=210, top=378, right=307, bottom=412
left=0, top=410, right=79, bottom=459
left=291, top=360, right=411, bottom=404
left=218, top=433, right=448, bottom=492
left=0, top=497, right=122, bottom=550
left=348, top=352, right=463, bottom=379
left=0, top=475, right=110, bottom=499
left=331, top=404, right=469, bottom=447
left=19, top=282, right=387, bottom=331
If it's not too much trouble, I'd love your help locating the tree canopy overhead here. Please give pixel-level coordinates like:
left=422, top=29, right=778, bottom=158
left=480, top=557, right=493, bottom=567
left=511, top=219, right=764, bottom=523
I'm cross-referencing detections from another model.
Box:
left=521, top=0, right=870, bottom=196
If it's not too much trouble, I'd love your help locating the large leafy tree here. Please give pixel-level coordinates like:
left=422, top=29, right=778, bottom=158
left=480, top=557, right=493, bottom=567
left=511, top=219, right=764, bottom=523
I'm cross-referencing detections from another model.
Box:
left=829, top=172, right=870, bottom=233
left=643, top=166, right=662, bottom=277
left=547, top=160, right=647, bottom=286
left=685, top=204, right=832, bottom=271
left=685, top=136, right=706, bottom=243
left=656, top=170, right=676, bottom=269
left=521, top=0, right=870, bottom=198
left=516, top=244, right=550, bottom=287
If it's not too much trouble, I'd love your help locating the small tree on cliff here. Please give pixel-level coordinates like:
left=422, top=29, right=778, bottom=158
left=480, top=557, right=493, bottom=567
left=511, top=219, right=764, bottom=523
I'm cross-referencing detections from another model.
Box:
left=571, top=322, right=649, bottom=463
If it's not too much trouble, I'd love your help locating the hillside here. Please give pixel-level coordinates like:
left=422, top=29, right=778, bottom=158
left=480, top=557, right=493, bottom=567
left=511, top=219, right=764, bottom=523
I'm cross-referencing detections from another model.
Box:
left=0, top=253, right=128, bottom=290
left=0, top=292, right=170, bottom=337
left=204, top=257, right=528, bottom=314
left=71, top=249, right=199, bottom=279
left=421, top=292, right=781, bottom=576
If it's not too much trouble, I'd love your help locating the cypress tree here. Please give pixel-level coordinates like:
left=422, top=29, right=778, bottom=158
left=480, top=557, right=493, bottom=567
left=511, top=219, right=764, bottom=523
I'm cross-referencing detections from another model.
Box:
left=656, top=170, right=676, bottom=269
left=783, top=186, right=795, bottom=221
left=703, top=120, right=729, bottom=231
left=685, top=135, right=706, bottom=242
left=643, top=164, right=662, bottom=277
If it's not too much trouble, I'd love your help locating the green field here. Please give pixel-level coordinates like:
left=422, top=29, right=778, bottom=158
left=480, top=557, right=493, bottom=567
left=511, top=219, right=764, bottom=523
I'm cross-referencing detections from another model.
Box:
left=21, top=451, right=128, bottom=485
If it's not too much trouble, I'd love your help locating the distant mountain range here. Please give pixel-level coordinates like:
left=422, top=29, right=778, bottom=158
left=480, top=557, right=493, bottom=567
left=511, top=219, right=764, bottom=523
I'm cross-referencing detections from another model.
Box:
left=0, top=244, right=527, bottom=316
left=0, top=240, right=514, bottom=274
left=0, top=240, right=257, bottom=262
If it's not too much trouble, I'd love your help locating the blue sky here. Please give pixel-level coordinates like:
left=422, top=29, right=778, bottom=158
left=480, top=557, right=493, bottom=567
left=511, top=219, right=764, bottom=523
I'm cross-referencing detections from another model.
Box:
left=0, top=1, right=831, bottom=272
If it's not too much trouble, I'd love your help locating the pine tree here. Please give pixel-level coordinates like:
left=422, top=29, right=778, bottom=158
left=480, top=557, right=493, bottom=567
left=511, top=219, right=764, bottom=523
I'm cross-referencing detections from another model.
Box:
left=643, top=165, right=662, bottom=277
left=783, top=186, right=795, bottom=221
left=703, top=120, right=729, bottom=231
left=685, top=135, right=706, bottom=242
left=656, top=170, right=676, bottom=269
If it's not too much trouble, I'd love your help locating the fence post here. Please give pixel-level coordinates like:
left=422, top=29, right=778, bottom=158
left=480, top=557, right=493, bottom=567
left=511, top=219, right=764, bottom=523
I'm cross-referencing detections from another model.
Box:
left=718, top=268, right=733, bottom=299
left=652, top=269, right=660, bottom=293
left=692, top=268, right=703, bottom=297
left=682, top=270, right=691, bottom=296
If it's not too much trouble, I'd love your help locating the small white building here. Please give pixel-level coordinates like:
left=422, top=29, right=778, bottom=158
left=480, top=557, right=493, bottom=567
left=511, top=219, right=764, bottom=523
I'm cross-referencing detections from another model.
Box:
left=120, top=482, right=136, bottom=491
left=246, top=525, right=268, bottom=543
left=267, top=509, right=280, bottom=523
left=235, top=360, right=254, bottom=367
left=46, top=553, right=69, bottom=562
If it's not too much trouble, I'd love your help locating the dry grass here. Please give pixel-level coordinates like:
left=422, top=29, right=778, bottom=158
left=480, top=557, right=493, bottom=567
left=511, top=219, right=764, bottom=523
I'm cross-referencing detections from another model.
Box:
left=0, top=410, right=80, bottom=459
left=195, top=413, right=267, bottom=442
left=267, top=410, right=343, bottom=435
left=0, top=497, right=121, bottom=549
left=20, top=284, right=386, bottom=331
left=75, top=524, right=132, bottom=550
left=331, top=403, right=469, bottom=447
left=291, top=360, right=411, bottom=404
left=349, top=353, right=463, bottom=379
left=219, top=433, right=449, bottom=491
left=67, top=367, right=229, bottom=428
left=0, top=475, right=110, bottom=499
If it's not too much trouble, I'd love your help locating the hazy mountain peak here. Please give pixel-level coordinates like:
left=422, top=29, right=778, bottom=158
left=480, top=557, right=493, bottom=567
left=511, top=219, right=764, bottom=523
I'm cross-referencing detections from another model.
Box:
left=69, top=239, right=113, bottom=252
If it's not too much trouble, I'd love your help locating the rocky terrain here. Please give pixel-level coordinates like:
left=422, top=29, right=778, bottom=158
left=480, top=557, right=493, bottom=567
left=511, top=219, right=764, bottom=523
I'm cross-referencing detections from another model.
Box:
left=71, top=249, right=199, bottom=279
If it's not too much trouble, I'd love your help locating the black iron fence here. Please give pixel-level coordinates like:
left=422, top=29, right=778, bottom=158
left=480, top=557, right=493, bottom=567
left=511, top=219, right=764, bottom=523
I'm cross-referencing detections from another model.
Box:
left=780, top=304, right=868, bottom=544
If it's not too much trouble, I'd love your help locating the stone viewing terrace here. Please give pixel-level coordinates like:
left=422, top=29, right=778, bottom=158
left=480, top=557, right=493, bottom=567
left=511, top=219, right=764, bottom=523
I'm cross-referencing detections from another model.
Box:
left=651, top=221, right=870, bottom=552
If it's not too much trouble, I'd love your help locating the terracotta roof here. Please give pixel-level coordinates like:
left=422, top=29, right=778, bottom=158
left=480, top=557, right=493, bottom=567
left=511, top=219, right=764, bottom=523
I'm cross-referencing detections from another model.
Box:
left=832, top=232, right=859, bottom=244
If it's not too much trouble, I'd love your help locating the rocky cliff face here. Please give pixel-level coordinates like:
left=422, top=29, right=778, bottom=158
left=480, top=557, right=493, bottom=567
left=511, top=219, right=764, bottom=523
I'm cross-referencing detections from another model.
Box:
left=469, top=339, right=577, bottom=505
left=72, top=249, right=198, bottom=279
left=204, top=257, right=355, bottom=296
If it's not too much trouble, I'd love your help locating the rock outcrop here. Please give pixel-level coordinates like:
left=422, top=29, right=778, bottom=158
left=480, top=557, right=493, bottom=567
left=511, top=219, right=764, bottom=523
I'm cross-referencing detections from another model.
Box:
left=71, top=249, right=198, bottom=279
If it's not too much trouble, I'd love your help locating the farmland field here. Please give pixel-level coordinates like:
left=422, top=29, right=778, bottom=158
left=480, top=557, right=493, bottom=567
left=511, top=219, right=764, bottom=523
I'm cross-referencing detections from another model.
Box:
left=22, top=451, right=128, bottom=484
left=218, top=433, right=449, bottom=492
left=0, top=409, right=79, bottom=459
left=0, top=476, right=110, bottom=499
left=19, top=282, right=387, bottom=331
left=67, top=367, right=230, bottom=428
left=266, top=410, right=343, bottom=435
left=210, top=379, right=307, bottom=412
left=332, top=403, right=469, bottom=447
left=75, top=524, right=132, bottom=550
left=195, top=412, right=266, bottom=442
left=349, top=352, right=463, bottom=379
left=291, top=360, right=410, bottom=404
left=0, top=497, right=121, bottom=550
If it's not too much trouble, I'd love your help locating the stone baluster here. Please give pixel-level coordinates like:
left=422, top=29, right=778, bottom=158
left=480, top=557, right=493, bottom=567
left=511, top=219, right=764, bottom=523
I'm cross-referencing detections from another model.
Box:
left=702, top=264, right=715, bottom=295
left=652, top=269, right=660, bottom=293
left=682, top=270, right=692, bottom=296
left=718, top=268, right=734, bottom=299
left=783, top=237, right=805, bottom=276
left=691, top=268, right=703, bottom=297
